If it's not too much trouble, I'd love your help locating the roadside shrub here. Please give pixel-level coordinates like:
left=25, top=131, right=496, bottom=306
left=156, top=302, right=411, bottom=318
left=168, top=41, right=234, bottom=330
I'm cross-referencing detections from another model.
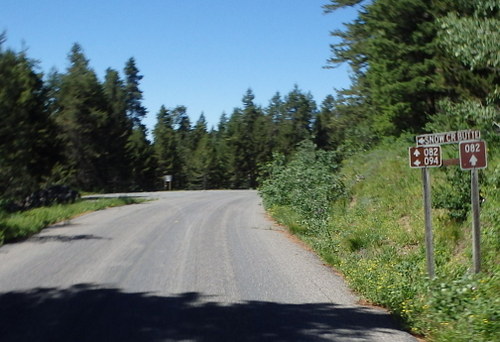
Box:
left=261, top=134, right=499, bottom=341
left=259, top=140, right=345, bottom=230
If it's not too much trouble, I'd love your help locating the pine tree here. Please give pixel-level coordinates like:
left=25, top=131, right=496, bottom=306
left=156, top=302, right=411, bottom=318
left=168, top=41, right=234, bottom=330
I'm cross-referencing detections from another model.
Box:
left=153, top=105, right=177, bottom=182
left=124, top=57, right=147, bottom=127
left=225, top=108, right=246, bottom=188
left=170, top=106, right=191, bottom=189
left=102, top=68, right=134, bottom=190
left=279, top=85, right=317, bottom=153
left=313, top=94, right=337, bottom=150
left=185, top=113, right=210, bottom=189
left=0, top=39, right=59, bottom=201
left=51, top=43, right=109, bottom=191
left=206, top=113, right=231, bottom=189
left=191, top=113, right=208, bottom=149
left=123, top=57, right=157, bottom=190
left=323, top=0, right=495, bottom=137
left=228, top=89, right=264, bottom=188
left=267, top=92, right=285, bottom=124
left=127, top=124, right=158, bottom=191
left=253, top=110, right=274, bottom=173
left=267, top=92, right=292, bottom=155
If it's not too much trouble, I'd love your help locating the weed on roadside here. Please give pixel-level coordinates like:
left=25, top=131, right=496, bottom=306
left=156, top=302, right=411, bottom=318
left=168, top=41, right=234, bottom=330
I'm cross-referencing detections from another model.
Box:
left=0, top=197, right=144, bottom=244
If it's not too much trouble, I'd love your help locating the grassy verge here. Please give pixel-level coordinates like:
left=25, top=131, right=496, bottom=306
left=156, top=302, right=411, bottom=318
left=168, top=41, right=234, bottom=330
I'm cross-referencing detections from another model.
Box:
left=261, top=137, right=499, bottom=341
left=0, top=197, right=144, bottom=245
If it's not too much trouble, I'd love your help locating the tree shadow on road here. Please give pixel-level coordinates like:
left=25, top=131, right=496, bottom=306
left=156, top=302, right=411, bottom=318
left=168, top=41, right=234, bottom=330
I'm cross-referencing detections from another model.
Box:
left=0, top=284, right=412, bottom=342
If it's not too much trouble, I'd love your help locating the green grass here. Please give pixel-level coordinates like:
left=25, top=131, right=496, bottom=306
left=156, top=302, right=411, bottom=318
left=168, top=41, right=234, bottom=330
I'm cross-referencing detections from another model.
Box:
left=262, top=137, right=499, bottom=341
left=0, top=197, right=144, bottom=244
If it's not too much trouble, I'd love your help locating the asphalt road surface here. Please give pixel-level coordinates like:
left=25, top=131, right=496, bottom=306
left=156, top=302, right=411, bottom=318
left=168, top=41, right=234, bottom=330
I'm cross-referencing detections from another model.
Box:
left=0, top=190, right=416, bottom=342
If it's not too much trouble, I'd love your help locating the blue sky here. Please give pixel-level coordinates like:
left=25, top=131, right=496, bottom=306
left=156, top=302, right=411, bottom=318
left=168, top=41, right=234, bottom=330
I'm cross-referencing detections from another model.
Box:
left=1, top=0, right=359, bottom=130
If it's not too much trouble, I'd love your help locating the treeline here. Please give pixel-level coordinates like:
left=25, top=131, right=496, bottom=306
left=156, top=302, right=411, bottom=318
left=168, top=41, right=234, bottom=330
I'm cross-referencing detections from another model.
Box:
left=1, top=38, right=158, bottom=202
left=153, top=87, right=336, bottom=190
left=1, top=0, right=498, bottom=204
left=0, top=33, right=340, bottom=201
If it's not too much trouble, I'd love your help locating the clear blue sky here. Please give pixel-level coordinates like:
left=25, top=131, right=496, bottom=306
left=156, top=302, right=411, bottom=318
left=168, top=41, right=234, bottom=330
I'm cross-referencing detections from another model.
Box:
left=1, top=0, right=358, bottom=131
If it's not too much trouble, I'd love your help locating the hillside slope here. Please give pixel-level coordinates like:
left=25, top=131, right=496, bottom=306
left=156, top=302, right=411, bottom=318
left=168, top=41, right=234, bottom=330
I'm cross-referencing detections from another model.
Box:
left=262, top=136, right=499, bottom=341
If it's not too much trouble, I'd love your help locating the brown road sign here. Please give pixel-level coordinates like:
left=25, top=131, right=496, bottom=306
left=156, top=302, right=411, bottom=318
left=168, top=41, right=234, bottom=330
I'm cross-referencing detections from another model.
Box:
left=459, top=141, right=487, bottom=170
left=409, top=146, right=442, bottom=168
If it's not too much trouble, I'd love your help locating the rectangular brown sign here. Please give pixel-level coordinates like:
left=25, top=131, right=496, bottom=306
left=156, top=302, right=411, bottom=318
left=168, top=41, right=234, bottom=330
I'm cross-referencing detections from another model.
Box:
left=409, top=146, right=442, bottom=168
left=459, top=141, right=487, bottom=170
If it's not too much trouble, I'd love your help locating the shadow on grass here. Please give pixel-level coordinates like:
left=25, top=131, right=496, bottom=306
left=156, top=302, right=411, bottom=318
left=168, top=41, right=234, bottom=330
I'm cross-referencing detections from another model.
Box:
left=0, top=284, right=412, bottom=342
left=81, top=195, right=151, bottom=201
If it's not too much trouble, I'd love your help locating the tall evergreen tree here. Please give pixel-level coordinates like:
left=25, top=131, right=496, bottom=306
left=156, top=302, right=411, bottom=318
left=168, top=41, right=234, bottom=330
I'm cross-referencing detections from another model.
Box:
left=183, top=113, right=210, bottom=189
left=153, top=105, right=177, bottom=181
left=313, top=94, right=337, bottom=150
left=205, top=113, right=231, bottom=189
left=253, top=109, right=274, bottom=172
left=191, top=113, right=208, bottom=149
left=277, top=86, right=317, bottom=153
left=267, top=92, right=285, bottom=124
left=102, top=68, right=133, bottom=190
left=51, top=43, right=109, bottom=190
left=229, top=89, right=264, bottom=188
left=363, top=0, right=441, bottom=134
left=122, top=57, right=157, bottom=190
left=187, top=116, right=210, bottom=189
left=225, top=108, right=246, bottom=188
left=0, top=39, right=58, bottom=200
left=267, top=92, right=292, bottom=155
left=127, top=124, right=158, bottom=191
left=170, top=105, right=191, bottom=189
left=324, top=0, right=496, bottom=138
left=124, top=57, right=147, bottom=127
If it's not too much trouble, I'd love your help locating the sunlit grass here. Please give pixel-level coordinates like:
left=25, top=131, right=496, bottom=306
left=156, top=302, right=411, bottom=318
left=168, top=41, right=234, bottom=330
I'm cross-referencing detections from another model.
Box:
left=0, top=197, right=144, bottom=244
left=263, top=137, right=499, bottom=341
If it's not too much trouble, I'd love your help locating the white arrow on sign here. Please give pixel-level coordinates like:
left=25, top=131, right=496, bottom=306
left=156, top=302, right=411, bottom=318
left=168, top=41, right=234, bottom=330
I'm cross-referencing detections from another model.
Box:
left=470, top=155, right=478, bottom=166
left=414, top=160, right=421, bottom=166
left=413, top=149, right=421, bottom=157
left=418, top=138, right=426, bottom=145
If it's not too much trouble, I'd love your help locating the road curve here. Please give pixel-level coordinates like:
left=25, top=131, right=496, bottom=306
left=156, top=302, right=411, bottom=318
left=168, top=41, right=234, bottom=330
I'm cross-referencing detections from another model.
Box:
left=0, top=190, right=416, bottom=342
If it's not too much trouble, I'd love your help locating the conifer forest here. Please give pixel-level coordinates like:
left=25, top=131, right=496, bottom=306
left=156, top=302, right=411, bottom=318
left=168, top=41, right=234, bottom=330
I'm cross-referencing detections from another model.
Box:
left=1, top=0, right=498, bottom=201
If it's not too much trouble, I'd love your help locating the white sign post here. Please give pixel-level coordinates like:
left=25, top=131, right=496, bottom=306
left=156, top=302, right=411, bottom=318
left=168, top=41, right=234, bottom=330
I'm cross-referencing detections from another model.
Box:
left=163, top=175, right=173, bottom=190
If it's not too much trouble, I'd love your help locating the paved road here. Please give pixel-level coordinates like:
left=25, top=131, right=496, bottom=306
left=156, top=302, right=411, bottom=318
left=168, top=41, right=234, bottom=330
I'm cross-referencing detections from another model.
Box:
left=0, top=190, right=416, bottom=342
